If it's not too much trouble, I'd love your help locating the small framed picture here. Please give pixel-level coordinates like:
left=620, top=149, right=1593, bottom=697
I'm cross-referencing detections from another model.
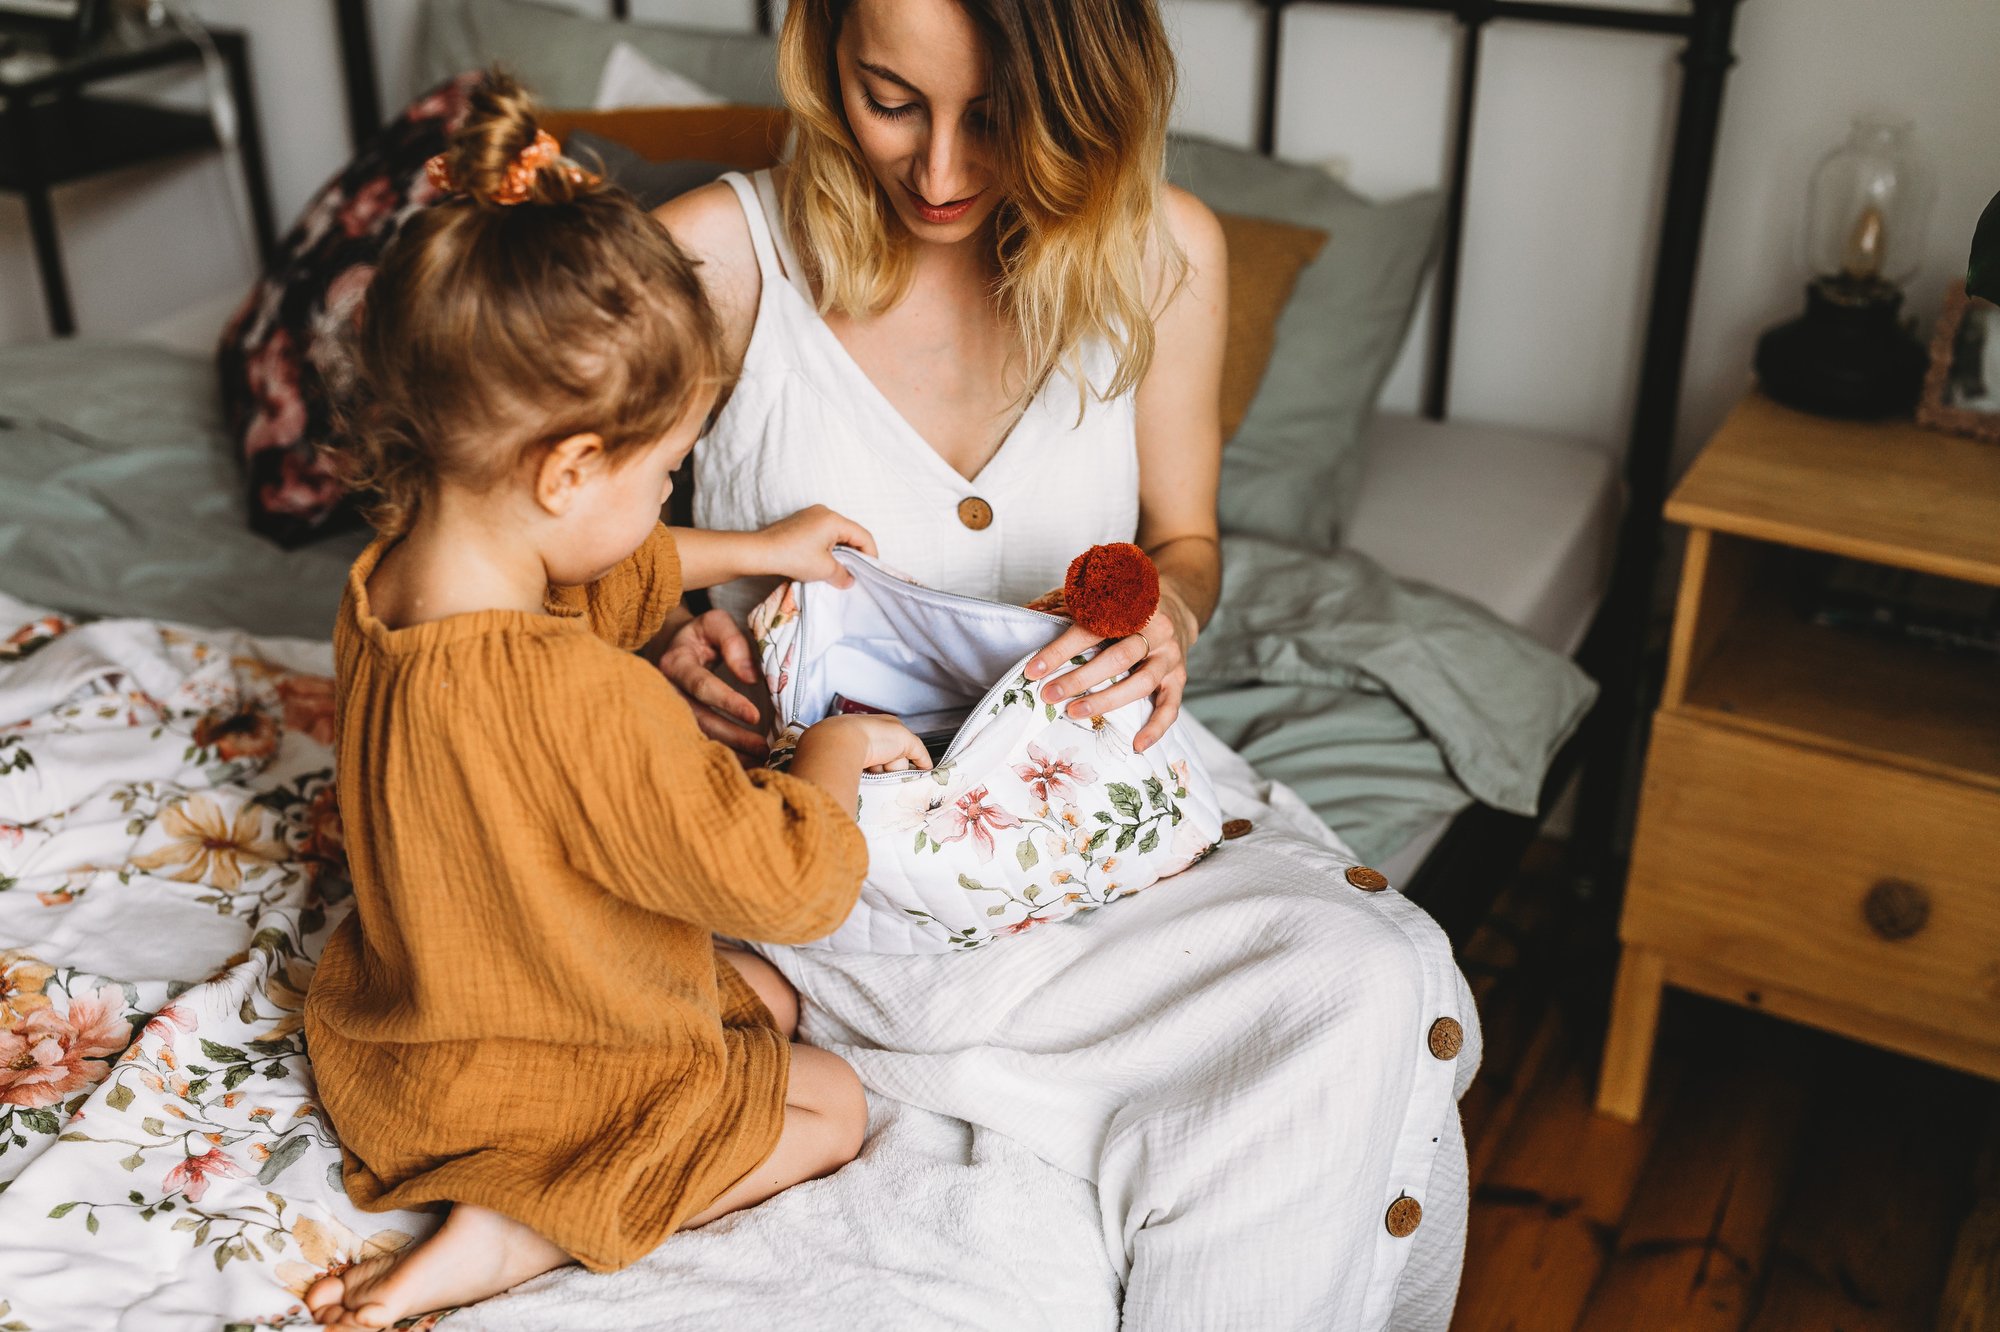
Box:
left=1917, top=281, right=2000, bottom=445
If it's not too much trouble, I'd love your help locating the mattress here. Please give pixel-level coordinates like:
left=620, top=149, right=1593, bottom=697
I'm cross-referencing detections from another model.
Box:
left=1345, top=412, right=1622, bottom=883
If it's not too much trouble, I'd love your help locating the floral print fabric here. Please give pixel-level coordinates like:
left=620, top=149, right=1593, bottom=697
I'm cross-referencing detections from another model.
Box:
left=217, top=73, right=485, bottom=549
left=749, top=556, right=1226, bottom=952
left=0, top=596, right=433, bottom=1331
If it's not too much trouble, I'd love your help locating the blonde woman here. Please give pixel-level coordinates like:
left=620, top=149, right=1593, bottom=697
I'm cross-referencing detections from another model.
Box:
left=657, top=1, right=1479, bottom=1325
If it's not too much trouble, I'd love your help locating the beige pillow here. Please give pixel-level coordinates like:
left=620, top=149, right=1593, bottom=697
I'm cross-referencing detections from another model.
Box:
left=1215, top=212, right=1328, bottom=442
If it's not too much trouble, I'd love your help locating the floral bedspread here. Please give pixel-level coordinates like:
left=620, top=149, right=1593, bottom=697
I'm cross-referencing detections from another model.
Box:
left=0, top=595, right=433, bottom=1331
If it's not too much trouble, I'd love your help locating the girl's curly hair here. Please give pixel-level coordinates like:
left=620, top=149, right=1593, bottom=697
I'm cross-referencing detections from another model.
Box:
left=334, top=71, right=722, bottom=535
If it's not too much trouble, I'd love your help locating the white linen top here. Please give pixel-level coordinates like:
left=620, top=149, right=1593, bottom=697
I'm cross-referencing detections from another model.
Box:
left=695, top=170, right=1140, bottom=619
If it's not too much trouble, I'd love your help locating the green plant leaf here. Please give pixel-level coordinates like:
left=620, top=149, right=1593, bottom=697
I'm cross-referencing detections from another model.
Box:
left=1138, top=827, right=1159, bottom=855
left=1971, top=188, right=2000, bottom=304
left=48, top=1202, right=77, bottom=1218
left=199, top=1039, right=246, bottom=1064
left=1107, top=783, right=1141, bottom=820
left=958, top=873, right=990, bottom=893
left=1015, top=839, right=1039, bottom=871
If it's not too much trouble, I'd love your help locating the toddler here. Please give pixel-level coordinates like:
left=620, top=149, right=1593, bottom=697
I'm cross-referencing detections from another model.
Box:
left=302, top=75, right=926, bottom=1330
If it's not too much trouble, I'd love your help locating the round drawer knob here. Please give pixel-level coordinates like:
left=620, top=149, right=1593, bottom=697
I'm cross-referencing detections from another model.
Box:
left=1862, top=878, right=1930, bottom=941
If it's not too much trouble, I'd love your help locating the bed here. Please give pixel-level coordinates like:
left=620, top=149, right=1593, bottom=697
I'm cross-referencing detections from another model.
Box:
left=0, top=1, right=1741, bottom=1327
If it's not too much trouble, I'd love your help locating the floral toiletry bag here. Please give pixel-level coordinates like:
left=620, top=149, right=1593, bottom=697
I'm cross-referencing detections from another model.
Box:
left=748, top=550, right=1225, bottom=952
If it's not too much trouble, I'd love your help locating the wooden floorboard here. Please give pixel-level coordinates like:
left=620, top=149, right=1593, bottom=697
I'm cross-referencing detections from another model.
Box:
left=1451, top=845, right=1991, bottom=1331
left=1745, top=1047, right=1979, bottom=1331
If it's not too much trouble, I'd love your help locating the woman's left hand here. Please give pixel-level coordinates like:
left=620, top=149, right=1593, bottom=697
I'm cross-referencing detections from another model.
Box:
left=1023, top=583, right=1198, bottom=753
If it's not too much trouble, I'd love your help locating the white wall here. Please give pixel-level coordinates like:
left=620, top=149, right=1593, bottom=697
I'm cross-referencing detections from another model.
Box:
left=3, top=0, right=1997, bottom=473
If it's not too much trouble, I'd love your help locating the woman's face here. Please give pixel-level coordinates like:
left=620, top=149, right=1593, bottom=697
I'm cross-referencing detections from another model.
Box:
left=836, top=0, right=1003, bottom=246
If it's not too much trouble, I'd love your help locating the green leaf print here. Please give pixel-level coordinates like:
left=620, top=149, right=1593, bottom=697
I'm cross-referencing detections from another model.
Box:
left=1015, top=840, right=1039, bottom=871
left=256, top=1134, right=310, bottom=1185
left=1138, top=827, right=1159, bottom=855
left=199, top=1039, right=246, bottom=1064
left=1108, top=783, right=1141, bottom=820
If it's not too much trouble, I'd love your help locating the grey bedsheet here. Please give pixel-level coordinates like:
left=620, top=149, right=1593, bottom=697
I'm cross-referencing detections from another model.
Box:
left=0, top=341, right=363, bottom=640
left=1186, top=536, right=1597, bottom=865
left=0, top=339, right=1594, bottom=867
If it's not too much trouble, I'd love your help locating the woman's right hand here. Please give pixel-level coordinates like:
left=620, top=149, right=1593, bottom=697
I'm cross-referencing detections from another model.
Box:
left=657, top=609, right=767, bottom=757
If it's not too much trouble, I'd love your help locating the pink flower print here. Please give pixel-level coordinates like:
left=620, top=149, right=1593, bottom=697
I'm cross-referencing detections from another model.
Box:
left=924, top=785, right=1021, bottom=864
left=0, top=989, right=129, bottom=1107
left=162, top=1148, right=247, bottom=1204
left=339, top=175, right=398, bottom=239
left=1003, top=913, right=1052, bottom=936
left=259, top=449, right=344, bottom=520
left=140, top=1002, right=197, bottom=1047
left=1013, top=742, right=1096, bottom=805
left=63, top=986, right=134, bottom=1062
left=0, top=823, right=20, bottom=848
left=243, top=331, right=306, bottom=457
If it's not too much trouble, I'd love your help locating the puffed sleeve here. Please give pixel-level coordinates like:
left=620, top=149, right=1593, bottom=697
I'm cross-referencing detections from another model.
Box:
left=544, top=525, right=683, bottom=651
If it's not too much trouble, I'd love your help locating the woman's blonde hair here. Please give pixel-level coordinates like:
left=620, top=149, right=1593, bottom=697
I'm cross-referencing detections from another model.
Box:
left=778, top=0, right=1183, bottom=404
left=338, top=72, right=722, bottom=535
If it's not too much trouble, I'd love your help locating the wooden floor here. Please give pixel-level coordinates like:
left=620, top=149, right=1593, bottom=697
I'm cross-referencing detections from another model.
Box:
left=1453, top=848, right=2000, bottom=1331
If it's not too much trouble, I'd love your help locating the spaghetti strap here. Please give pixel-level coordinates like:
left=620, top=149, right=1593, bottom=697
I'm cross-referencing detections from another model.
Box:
left=750, top=171, right=815, bottom=305
left=719, top=171, right=785, bottom=288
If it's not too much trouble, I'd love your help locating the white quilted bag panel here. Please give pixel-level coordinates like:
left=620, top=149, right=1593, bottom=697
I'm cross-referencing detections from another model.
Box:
left=750, top=551, right=1225, bottom=952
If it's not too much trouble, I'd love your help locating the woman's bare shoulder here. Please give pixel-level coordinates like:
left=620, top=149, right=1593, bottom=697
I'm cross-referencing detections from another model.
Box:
left=653, top=180, right=761, bottom=364
left=1160, top=184, right=1226, bottom=276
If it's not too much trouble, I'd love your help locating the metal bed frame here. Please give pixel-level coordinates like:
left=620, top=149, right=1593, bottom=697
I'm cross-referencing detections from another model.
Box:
left=328, top=0, right=1745, bottom=947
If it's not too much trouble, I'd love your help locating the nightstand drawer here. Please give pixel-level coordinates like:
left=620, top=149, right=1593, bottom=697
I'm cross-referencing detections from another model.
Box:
left=1623, top=712, right=2000, bottom=1038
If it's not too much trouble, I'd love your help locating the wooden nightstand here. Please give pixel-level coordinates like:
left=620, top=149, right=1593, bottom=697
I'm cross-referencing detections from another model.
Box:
left=1595, top=393, right=2000, bottom=1123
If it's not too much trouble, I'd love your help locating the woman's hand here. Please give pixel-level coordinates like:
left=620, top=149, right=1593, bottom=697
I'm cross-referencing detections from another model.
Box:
left=657, top=609, right=768, bottom=756
left=756, top=505, right=878, bottom=587
left=1024, top=582, right=1198, bottom=753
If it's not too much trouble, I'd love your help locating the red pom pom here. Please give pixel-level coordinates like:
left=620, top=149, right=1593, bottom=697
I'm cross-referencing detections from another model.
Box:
left=1063, top=543, right=1160, bottom=640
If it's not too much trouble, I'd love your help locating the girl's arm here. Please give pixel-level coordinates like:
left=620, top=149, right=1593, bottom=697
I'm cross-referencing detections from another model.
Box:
left=667, top=506, right=879, bottom=591
left=1026, top=185, right=1228, bottom=751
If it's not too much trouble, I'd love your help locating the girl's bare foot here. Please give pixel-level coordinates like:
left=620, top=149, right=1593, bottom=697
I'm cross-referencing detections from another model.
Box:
left=305, top=1203, right=569, bottom=1329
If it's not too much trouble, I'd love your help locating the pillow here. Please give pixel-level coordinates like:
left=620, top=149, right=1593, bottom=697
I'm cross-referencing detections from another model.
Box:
left=416, top=0, right=780, bottom=108
left=593, top=38, right=723, bottom=110
left=563, top=131, right=731, bottom=212
left=539, top=105, right=790, bottom=175
left=1168, top=136, right=1444, bottom=550
left=217, top=71, right=485, bottom=547
left=1214, top=212, right=1327, bottom=444
left=749, top=550, right=1225, bottom=953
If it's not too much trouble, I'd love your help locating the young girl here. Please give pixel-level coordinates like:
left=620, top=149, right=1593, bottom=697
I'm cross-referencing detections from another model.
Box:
left=301, top=77, right=927, bottom=1330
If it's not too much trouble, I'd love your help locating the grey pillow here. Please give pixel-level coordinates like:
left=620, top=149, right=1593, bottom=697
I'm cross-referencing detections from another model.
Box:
left=564, top=130, right=731, bottom=210
left=1167, top=135, right=1443, bottom=550
left=415, top=0, right=781, bottom=108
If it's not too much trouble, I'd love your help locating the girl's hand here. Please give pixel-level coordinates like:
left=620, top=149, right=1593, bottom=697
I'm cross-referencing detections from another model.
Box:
left=757, top=506, right=878, bottom=587
left=809, top=714, right=932, bottom=773
left=1023, top=584, right=1197, bottom=753
left=657, top=609, right=768, bottom=756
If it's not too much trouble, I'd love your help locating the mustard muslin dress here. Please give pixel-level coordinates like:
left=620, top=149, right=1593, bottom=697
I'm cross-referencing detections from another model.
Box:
left=303, top=526, right=866, bottom=1271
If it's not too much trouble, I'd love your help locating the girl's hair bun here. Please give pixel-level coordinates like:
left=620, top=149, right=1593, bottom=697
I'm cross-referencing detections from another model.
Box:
left=435, top=71, right=587, bottom=208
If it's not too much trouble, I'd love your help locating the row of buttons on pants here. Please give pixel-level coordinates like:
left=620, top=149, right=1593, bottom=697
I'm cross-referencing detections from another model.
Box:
left=1343, top=862, right=1464, bottom=1240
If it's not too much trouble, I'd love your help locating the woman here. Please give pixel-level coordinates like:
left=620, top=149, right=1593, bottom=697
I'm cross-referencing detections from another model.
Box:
left=656, top=1, right=1479, bottom=1325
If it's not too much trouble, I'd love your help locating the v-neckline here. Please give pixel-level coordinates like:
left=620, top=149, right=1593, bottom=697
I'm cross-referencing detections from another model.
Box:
left=798, top=301, right=1041, bottom=489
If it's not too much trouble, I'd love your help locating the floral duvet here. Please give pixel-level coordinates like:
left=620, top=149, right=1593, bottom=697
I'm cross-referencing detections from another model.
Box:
left=0, top=594, right=1130, bottom=1332
left=0, top=594, right=429, bottom=1330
